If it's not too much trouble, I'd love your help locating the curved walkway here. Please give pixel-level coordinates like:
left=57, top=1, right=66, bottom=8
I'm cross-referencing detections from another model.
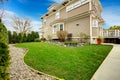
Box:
left=9, top=44, right=57, bottom=80
left=91, top=44, right=120, bottom=80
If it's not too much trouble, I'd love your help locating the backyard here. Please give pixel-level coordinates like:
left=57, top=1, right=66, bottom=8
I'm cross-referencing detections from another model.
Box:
left=15, top=42, right=112, bottom=80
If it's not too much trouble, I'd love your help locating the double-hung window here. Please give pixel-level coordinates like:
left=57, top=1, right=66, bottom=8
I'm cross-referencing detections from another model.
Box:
left=93, top=20, right=98, bottom=27
left=52, top=23, right=64, bottom=34
left=55, top=12, right=60, bottom=19
left=60, top=24, right=64, bottom=31
left=53, top=25, right=57, bottom=34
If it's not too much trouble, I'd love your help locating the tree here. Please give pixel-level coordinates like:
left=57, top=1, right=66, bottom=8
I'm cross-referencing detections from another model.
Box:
left=8, top=31, right=12, bottom=43
left=12, top=31, right=18, bottom=43
left=0, top=19, right=10, bottom=80
left=26, top=33, right=31, bottom=42
left=35, top=32, right=39, bottom=39
left=57, top=30, right=67, bottom=42
left=23, top=33, right=27, bottom=42
left=11, top=16, right=32, bottom=38
left=18, top=33, right=22, bottom=43
left=0, top=8, right=5, bottom=20
left=109, top=25, right=120, bottom=30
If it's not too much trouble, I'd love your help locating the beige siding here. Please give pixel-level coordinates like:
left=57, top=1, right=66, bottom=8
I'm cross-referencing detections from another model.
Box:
left=46, top=14, right=55, bottom=25
left=67, top=3, right=89, bottom=18
left=60, top=8, right=67, bottom=19
left=91, top=2, right=102, bottom=18
left=92, top=27, right=98, bottom=37
left=66, top=16, right=90, bottom=37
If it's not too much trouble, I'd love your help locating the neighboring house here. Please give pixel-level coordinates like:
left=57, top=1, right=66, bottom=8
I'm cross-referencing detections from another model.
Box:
left=40, top=0, right=104, bottom=43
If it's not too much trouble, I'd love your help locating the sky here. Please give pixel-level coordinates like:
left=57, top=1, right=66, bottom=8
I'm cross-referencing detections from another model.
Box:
left=0, top=0, right=120, bottom=32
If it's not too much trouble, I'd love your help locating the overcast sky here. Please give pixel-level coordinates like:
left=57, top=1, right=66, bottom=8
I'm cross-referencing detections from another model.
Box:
left=0, top=0, right=120, bottom=31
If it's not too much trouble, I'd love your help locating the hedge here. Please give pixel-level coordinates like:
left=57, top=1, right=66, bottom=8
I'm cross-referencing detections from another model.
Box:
left=0, top=19, right=10, bottom=80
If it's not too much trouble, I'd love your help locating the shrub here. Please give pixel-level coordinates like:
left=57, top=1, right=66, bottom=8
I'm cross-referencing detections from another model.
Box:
left=8, top=31, right=12, bottom=43
left=57, top=31, right=67, bottom=42
left=67, top=33, right=72, bottom=41
left=34, top=38, right=41, bottom=42
left=8, top=31, right=40, bottom=43
left=64, top=42, right=78, bottom=47
left=79, top=32, right=90, bottom=44
left=0, top=19, right=10, bottom=80
left=41, top=37, right=46, bottom=42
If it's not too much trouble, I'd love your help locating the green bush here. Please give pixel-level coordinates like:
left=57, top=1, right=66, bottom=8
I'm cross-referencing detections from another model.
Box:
left=0, top=20, right=10, bottom=80
left=8, top=31, right=40, bottom=43
left=34, top=38, right=41, bottom=42
left=64, top=42, right=78, bottom=46
left=41, top=37, right=46, bottom=42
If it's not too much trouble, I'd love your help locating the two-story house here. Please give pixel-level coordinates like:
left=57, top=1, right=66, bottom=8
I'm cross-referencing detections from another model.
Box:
left=40, top=0, right=104, bottom=43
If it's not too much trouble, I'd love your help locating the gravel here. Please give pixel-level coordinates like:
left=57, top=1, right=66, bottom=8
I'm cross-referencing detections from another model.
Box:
left=9, top=44, right=58, bottom=80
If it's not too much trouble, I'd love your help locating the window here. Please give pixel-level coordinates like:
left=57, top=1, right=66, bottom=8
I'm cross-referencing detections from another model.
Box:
left=53, top=25, right=57, bottom=34
left=93, top=20, right=98, bottom=27
left=52, top=23, right=64, bottom=34
left=60, top=24, right=64, bottom=31
left=43, top=19, right=46, bottom=25
left=55, top=12, right=60, bottom=19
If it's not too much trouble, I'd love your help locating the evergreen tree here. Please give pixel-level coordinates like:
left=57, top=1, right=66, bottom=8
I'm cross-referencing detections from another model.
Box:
left=8, top=31, right=12, bottom=43
left=30, top=31, right=35, bottom=42
left=12, top=31, right=18, bottom=43
left=35, top=32, right=39, bottom=39
left=18, top=33, right=22, bottom=43
left=0, top=19, right=10, bottom=80
left=27, top=33, right=31, bottom=42
left=23, top=33, right=27, bottom=42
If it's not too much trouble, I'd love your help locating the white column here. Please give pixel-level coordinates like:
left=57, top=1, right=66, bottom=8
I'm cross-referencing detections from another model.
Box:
left=118, top=30, right=120, bottom=37
left=107, top=30, right=108, bottom=37
left=115, top=30, right=117, bottom=37
left=89, top=1, right=93, bottom=44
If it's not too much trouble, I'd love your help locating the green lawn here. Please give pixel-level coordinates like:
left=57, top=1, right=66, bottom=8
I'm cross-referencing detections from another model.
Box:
left=15, top=42, right=113, bottom=80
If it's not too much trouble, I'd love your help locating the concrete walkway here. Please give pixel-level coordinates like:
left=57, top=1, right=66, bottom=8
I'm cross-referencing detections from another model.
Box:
left=91, top=44, right=120, bottom=80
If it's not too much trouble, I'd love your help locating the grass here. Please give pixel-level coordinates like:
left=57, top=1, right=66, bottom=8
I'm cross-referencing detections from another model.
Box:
left=15, top=42, right=113, bottom=80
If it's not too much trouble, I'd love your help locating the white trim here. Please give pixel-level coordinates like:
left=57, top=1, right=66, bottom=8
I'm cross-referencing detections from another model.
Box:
left=55, top=11, right=60, bottom=19
left=52, top=23, right=64, bottom=34
left=89, top=0, right=92, bottom=44
left=59, top=23, right=64, bottom=31
left=89, top=1, right=93, bottom=44
left=66, top=0, right=89, bottom=12
left=92, top=20, right=98, bottom=27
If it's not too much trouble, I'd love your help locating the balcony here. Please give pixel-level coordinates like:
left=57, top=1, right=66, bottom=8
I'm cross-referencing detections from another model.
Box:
left=103, top=30, right=120, bottom=38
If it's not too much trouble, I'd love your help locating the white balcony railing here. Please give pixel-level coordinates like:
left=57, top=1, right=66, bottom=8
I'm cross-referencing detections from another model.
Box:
left=103, top=30, right=120, bottom=38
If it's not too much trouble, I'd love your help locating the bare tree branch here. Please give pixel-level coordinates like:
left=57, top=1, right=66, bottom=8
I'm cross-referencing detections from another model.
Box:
left=11, top=16, right=33, bottom=37
left=0, top=8, right=5, bottom=19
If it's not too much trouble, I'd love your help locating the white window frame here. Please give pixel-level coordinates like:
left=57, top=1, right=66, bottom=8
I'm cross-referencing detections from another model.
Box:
left=66, top=0, right=89, bottom=12
left=59, top=23, right=64, bottom=31
left=93, top=20, right=98, bottom=27
left=55, top=11, right=60, bottom=19
left=52, top=23, right=64, bottom=34
left=52, top=25, right=57, bottom=34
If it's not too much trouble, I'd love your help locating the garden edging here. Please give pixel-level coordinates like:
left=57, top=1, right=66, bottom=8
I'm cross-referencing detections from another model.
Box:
left=22, top=47, right=64, bottom=80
